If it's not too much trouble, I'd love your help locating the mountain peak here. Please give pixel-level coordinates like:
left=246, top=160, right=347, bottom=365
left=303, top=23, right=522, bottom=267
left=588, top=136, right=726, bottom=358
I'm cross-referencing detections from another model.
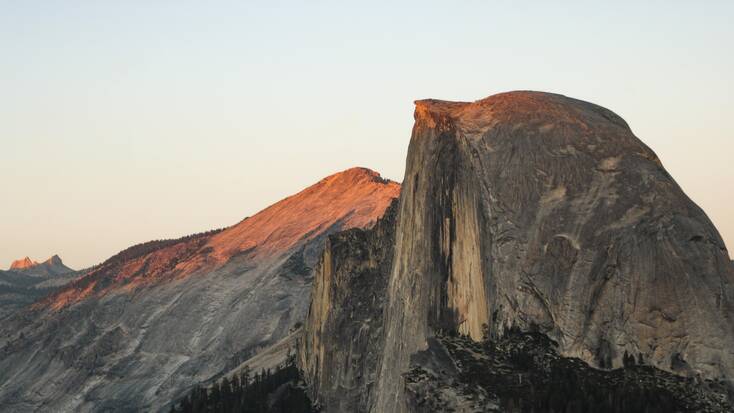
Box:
left=324, top=167, right=391, bottom=184
left=10, top=257, right=38, bottom=270
left=208, top=167, right=400, bottom=260
left=9, top=255, right=72, bottom=276
left=44, top=255, right=64, bottom=266
left=40, top=168, right=400, bottom=310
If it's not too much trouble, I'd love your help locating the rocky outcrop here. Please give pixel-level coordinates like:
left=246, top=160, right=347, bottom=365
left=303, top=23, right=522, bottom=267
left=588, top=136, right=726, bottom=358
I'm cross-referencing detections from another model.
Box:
left=8, top=255, right=72, bottom=276
left=299, top=92, right=734, bottom=412
left=298, top=199, right=398, bottom=412
left=0, top=168, right=398, bottom=412
left=9, top=257, right=37, bottom=270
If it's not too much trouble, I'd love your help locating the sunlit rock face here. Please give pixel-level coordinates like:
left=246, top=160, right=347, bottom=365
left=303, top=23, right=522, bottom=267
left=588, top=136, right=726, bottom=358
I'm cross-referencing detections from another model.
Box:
left=40, top=167, right=400, bottom=311
left=372, top=91, right=734, bottom=412
left=0, top=168, right=399, bottom=413
left=9, top=257, right=38, bottom=270
left=8, top=255, right=72, bottom=276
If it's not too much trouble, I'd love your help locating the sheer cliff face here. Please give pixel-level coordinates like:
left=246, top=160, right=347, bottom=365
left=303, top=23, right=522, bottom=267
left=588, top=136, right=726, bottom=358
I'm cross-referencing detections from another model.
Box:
left=298, top=200, right=397, bottom=412
left=367, top=91, right=734, bottom=412
left=0, top=168, right=399, bottom=413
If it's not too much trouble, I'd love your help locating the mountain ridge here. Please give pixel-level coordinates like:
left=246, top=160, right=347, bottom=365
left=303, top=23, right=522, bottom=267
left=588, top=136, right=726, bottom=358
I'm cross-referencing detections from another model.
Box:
left=0, top=167, right=399, bottom=412
left=9, top=257, right=37, bottom=270
left=8, top=254, right=73, bottom=276
left=37, top=167, right=399, bottom=311
left=0, top=255, right=77, bottom=320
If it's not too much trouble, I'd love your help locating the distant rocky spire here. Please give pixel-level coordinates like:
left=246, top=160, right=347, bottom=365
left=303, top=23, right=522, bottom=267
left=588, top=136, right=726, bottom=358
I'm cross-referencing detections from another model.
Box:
left=9, top=254, right=72, bottom=276
left=10, top=256, right=38, bottom=270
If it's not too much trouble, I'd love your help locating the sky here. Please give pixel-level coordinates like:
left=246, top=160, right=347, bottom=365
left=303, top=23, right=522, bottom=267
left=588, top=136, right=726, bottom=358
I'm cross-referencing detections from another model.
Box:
left=1, top=1, right=732, bottom=269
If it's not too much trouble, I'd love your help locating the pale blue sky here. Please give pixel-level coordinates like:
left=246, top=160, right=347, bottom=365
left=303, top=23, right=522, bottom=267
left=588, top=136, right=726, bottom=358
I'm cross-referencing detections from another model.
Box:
left=1, top=1, right=732, bottom=269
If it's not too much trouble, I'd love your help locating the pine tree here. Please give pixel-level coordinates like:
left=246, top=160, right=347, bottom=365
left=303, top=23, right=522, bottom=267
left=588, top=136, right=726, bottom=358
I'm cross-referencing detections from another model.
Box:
left=232, top=374, right=241, bottom=393
left=210, top=381, right=222, bottom=411
left=221, top=376, right=232, bottom=411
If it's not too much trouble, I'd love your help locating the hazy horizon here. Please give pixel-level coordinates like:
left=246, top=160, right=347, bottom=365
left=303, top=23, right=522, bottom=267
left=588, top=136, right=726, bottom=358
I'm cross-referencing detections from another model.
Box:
left=2, top=2, right=733, bottom=269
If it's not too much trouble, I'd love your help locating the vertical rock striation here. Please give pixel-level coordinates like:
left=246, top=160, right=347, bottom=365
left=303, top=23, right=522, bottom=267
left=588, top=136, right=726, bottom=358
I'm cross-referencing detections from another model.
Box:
left=374, top=91, right=734, bottom=412
left=298, top=200, right=397, bottom=412
left=299, top=91, right=734, bottom=412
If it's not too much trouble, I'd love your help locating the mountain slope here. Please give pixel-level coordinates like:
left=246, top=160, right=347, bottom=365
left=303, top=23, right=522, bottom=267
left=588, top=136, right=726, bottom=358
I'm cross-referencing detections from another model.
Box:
left=0, top=167, right=399, bottom=413
left=298, top=92, right=734, bottom=412
left=0, top=256, right=77, bottom=320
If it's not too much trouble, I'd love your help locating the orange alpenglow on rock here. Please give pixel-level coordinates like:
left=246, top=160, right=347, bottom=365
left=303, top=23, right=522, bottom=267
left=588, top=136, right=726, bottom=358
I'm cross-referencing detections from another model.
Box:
left=1, top=169, right=399, bottom=412
left=40, top=167, right=400, bottom=310
left=9, top=257, right=39, bottom=270
left=209, top=167, right=400, bottom=260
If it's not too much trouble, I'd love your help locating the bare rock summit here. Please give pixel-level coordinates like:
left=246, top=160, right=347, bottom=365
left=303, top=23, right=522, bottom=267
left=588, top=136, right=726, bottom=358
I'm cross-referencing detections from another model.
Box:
left=9, top=257, right=37, bottom=270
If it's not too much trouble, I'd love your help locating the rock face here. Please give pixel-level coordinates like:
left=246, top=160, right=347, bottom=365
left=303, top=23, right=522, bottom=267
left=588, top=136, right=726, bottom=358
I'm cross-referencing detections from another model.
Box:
left=9, top=257, right=37, bottom=270
left=298, top=199, right=398, bottom=412
left=299, top=92, right=734, bottom=412
left=0, top=168, right=399, bottom=412
left=8, top=255, right=72, bottom=277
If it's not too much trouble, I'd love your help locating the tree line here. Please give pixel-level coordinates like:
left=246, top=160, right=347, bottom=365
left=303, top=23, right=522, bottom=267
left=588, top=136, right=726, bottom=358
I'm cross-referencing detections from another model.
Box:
left=169, top=353, right=317, bottom=413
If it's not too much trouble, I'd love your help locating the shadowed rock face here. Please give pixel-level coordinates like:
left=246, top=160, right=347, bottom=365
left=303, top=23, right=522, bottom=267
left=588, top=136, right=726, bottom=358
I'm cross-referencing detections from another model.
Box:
left=403, top=332, right=732, bottom=412
left=297, top=92, right=734, bottom=412
left=0, top=168, right=399, bottom=413
left=298, top=199, right=398, bottom=413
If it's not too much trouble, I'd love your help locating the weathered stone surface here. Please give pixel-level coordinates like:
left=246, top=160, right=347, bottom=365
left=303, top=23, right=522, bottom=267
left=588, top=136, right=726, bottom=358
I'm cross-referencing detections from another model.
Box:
left=0, top=168, right=398, bottom=412
left=298, top=92, right=734, bottom=412
left=373, top=91, right=734, bottom=412
left=298, top=199, right=397, bottom=412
